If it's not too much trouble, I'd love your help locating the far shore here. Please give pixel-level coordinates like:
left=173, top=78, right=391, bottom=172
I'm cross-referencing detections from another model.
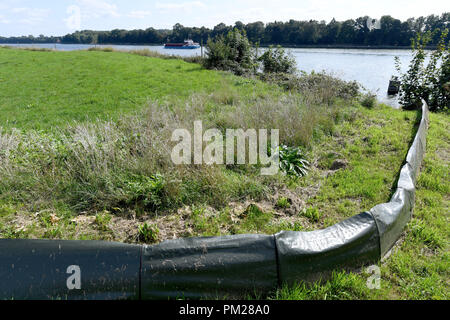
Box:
left=1, top=42, right=437, bottom=50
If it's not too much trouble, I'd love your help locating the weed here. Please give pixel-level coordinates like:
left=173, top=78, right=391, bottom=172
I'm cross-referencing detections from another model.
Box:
left=138, top=223, right=160, bottom=244
left=94, top=211, right=112, bottom=232
left=301, top=207, right=321, bottom=223
left=276, top=197, right=291, bottom=209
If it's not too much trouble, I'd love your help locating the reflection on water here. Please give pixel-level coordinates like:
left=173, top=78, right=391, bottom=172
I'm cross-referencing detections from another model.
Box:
left=3, top=43, right=413, bottom=108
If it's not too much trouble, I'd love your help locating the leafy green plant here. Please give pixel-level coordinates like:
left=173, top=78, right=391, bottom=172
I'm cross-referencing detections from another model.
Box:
left=395, top=29, right=449, bottom=112
left=94, top=211, right=112, bottom=231
left=276, top=197, right=291, bottom=209
left=124, top=174, right=166, bottom=210
left=278, top=145, right=310, bottom=177
left=138, top=223, right=160, bottom=243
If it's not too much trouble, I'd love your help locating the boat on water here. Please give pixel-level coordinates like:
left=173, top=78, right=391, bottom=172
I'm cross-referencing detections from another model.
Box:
left=388, top=76, right=401, bottom=95
left=164, top=39, right=200, bottom=49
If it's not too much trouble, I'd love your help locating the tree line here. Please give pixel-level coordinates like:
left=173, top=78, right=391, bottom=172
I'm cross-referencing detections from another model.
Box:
left=1, top=13, right=448, bottom=47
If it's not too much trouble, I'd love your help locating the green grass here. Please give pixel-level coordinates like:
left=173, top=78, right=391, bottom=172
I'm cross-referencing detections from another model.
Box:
left=273, top=111, right=450, bottom=300
left=297, top=105, right=422, bottom=227
left=0, top=48, right=269, bottom=130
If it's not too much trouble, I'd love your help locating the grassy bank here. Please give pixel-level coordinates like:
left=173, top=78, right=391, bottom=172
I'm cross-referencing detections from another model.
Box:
left=273, top=111, right=449, bottom=300
left=0, top=47, right=418, bottom=243
left=0, top=47, right=446, bottom=299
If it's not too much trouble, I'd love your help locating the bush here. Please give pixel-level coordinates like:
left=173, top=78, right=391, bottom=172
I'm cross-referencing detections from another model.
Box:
left=203, top=29, right=255, bottom=75
left=258, top=46, right=297, bottom=74
left=360, top=93, right=377, bottom=109
left=260, top=71, right=360, bottom=104
left=395, top=29, right=449, bottom=112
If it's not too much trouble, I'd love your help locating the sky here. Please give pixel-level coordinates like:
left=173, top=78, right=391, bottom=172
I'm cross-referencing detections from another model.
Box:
left=0, top=0, right=448, bottom=37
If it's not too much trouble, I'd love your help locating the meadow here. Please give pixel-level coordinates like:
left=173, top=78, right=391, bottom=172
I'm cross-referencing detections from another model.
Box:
left=0, top=47, right=266, bottom=130
left=0, top=47, right=448, bottom=299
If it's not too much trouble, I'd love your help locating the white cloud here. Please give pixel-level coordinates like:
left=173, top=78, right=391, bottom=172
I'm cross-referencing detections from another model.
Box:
left=156, top=1, right=205, bottom=12
left=127, top=10, right=152, bottom=19
left=76, top=0, right=121, bottom=18
left=11, top=7, right=50, bottom=25
left=0, top=13, right=10, bottom=24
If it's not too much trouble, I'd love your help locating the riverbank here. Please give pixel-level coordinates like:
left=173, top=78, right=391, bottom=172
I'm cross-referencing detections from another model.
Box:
left=0, top=42, right=436, bottom=50
left=0, top=47, right=446, bottom=299
left=0, top=46, right=417, bottom=240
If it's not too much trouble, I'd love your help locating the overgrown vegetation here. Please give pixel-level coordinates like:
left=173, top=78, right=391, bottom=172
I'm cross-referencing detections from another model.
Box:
left=395, top=29, right=449, bottom=112
left=260, top=71, right=360, bottom=105
left=0, top=89, right=344, bottom=216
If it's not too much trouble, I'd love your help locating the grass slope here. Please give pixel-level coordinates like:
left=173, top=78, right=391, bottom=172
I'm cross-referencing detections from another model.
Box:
left=0, top=48, right=265, bottom=130
left=274, top=111, right=449, bottom=300
left=0, top=47, right=447, bottom=300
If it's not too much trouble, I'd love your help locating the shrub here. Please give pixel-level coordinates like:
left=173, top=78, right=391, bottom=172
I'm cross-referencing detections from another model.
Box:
left=395, top=29, right=449, bottom=112
left=258, top=46, right=297, bottom=74
left=260, top=71, right=360, bottom=104
left=203, top=29, right=255, bottom=75
left=360, top=92, right=377, bottom=109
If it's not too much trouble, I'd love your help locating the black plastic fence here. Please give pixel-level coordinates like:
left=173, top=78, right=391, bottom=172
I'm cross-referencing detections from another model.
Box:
left=0, top=102, right=429, bottom=300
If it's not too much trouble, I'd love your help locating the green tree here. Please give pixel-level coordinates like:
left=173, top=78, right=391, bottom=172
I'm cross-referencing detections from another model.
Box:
left=396, top=29, right=449, bottom=111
